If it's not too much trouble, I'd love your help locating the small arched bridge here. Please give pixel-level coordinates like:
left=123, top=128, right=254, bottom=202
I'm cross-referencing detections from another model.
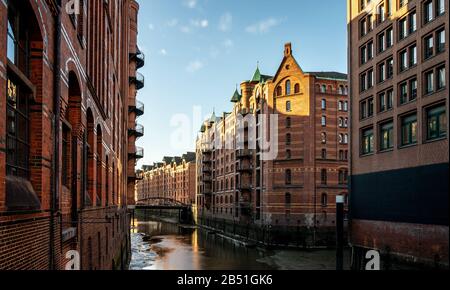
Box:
left=136, top=197, right=190, bottom=210
left=135, top=197, right=193, bottom=224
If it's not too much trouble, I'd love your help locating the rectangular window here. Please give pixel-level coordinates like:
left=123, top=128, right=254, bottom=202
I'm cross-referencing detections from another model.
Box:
left=424, top=0, right=434, bottom=23
left=380, top=121, right=394, bottom=150
left=401, top=114, right=418, bottom=146
left=425, top=35, right=434, bottom=59
left=409, top=11, right=417, bottom=34
left=427, top=105, right=447, bottom=140
left=387, top=89, right=394, bottom=109
left=379, top=92, right=386, bottom=112
left=368, top=98, right=374, bottom=117
left=360, top=101, right=367, bottom=119
left=361, top=46, right=367, bottom=64
left=368, top=41, right=374, bottom=59
left=378, top=33, right=386, bottom=53
left=368, top=69, right=374, bottom=88
left=408, top=45, right=417, bottom=67
left=437, top=29, right=445, bottom=53
left=437, top=0, right=445, bottom=15
left=387, top=58, right=394, bottom=79
left=399, top=18, right=408, bottom=40
left=62, top=124, right=70, bottom=187
left=437, top=66, right=446, bottom=90
left=386, top=27, right=393, bottom=47
left=409, top=78, right=417, bottom=100
left=400, top=50, right=408, bottom=71
left=379, top=62, right=386, bottom=82
left=361, top=128, right=374, bottom=155
left=378, top=4, right=386, bottom=23
left=400, top=82, right=408, bottom=104
left=425, top=70, right=434, bottom=94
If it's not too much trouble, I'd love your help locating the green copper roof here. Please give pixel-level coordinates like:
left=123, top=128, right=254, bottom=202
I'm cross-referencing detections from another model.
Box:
left=230, top=88, right=241, bottom=103
left=251, top=65, right=273, bottom=83
left=251, top=66, right=262, bottom=82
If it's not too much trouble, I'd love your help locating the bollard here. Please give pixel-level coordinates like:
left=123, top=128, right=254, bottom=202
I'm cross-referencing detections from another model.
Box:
left=336, top=195, right=344, bottom=270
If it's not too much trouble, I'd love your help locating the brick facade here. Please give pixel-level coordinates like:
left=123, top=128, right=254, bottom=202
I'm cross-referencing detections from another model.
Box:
left=196, top=43, right=349, bottom=246
left=0, top=0, right=144, bottom=270
left=136, top=152, right=197, bottom=206
left=348, top=0, right=449, bottom=268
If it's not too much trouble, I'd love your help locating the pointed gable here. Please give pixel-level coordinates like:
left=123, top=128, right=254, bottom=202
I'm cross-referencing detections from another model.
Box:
left=272, top=43, right=304, bottom=83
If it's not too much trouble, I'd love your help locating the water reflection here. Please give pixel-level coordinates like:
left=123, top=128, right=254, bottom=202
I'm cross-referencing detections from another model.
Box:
left=130, top=219, right=275, bottom=270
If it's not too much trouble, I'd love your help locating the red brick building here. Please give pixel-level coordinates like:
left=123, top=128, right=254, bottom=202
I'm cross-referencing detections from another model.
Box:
left=196, top=43, right=349, bottom=246
left=348, top=0, right=448, bottom=268
left=0, top=0, right=144, bottom=270
left=136, top=153, right=197, bottom=206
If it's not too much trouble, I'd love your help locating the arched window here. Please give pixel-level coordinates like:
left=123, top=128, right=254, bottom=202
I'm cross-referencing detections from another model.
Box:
left=321, top=149, right=327, bottom=159
left=344, top=101, right=349, bottom=111
left=294, top=83, right=300, bottom=94
left=344, top=134, right=349, bottom=144
left=96, top=125, right=103, bottom=206
left=276, top=86, right=282, bottom=96
left=285, top=193, right=292, bottom=207
left=339, top=134, right=343, bottom=144
left=321, top=169, right=327, bottom=185
left=321, top=99, right=327, bottom=110
left=5, top=0, right=42, bottom=193
left=321, top=132, right=327, bottom=144
left=286, top=117, right=292, bottom=128
left=286, top=80, right=291, bottom=95
left=286, top=101, right=292, bottom=112
left=321, top=116, right=327, bottom=127
left=339, top=118, right=343, bottom=127
left=321, top=85, right=327, bottom=93
left=286, top=150, right=292, bottom=160
left=286, top=133, right=292, bottom=145
left=338, top=101, right=343, bottom=111
left=338, top=85, right=344, bottom=95
left=285, top=169, right=292, bottom=185
left=321, top=193, right=328, bottom=207
left=328, top=85, right=333, bottom=93
left=86, top=109, right=95, bottom=206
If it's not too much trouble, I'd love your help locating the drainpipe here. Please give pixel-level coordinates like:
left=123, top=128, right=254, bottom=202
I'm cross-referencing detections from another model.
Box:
left=50, top=0, right=62, bottom=270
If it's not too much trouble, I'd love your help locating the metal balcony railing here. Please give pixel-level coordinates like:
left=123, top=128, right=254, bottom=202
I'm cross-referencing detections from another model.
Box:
left=236, top=149, right=252, bottom=158
left=202, top=167, right=212, bottom=173
left=129, top=146, right=144, bottom=160
left=130, top=46, right=145, bottom=69
left=129, top=100, right=144, bottom=117
left=130, top=72, right=145, bottom=90
left=237, top=163, right=253, bottom=172
left=128, top=123, right=144, bottom=138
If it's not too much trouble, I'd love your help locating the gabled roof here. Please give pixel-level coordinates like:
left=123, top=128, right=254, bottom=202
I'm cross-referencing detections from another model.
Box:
left=307, top=71, right=347, bottom=81
left=182, top=152, right=196, bottom=163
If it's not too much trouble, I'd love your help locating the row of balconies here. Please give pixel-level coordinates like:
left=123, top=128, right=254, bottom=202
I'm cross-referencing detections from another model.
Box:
left=128, top=46, right=145, bottom=183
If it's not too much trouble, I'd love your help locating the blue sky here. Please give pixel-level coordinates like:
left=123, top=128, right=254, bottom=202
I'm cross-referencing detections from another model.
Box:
left=135, top=0, right=347, bottom=167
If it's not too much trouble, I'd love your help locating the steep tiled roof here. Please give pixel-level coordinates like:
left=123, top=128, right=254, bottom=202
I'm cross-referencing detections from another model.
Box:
left=307, top=71, right=347, bottom=80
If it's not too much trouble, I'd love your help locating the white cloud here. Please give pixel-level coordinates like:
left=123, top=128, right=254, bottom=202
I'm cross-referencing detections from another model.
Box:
left=246, top=18, right=280, bottom=34
left=159, top=49, right=168, bottom=56
left=191, top=19, right=209, bottom=28
left=219, top=12, right=232, bottom=32
left=167, top=18, right=179, bottom=27
left=183, top=0, right=197, bottom=9
left=186, top=60, right=204, bottom=73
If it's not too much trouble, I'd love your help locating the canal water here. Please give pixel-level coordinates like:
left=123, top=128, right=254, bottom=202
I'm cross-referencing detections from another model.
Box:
left=129, top=218, right=350, bottom=270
